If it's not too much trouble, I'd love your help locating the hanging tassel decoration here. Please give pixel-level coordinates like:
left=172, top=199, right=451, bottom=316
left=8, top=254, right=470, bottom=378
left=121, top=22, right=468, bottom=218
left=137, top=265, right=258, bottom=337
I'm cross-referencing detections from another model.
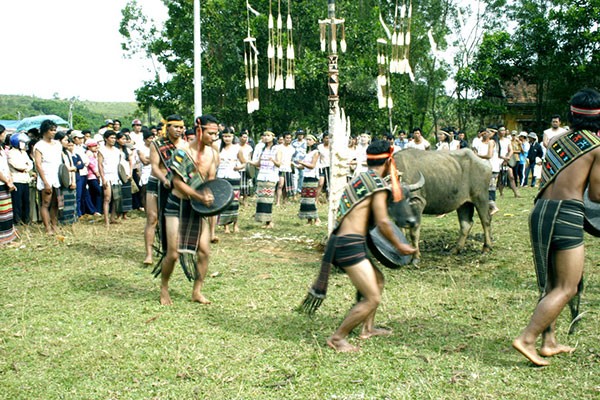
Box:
left=285, top=0, right=295, bottom=90
left=268, top=1, right=275, bottom=89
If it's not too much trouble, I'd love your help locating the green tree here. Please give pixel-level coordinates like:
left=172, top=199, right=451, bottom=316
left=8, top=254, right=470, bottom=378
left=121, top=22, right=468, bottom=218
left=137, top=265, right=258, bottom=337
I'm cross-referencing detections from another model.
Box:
left=120, top=0, right=455, bottom=138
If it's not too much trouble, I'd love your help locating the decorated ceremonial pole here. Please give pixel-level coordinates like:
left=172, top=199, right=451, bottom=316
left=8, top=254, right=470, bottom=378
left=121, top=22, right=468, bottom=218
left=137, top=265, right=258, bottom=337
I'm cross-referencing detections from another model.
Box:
left=320, top=0, right=350, bottom=234
left=193, top=0, right=203, bottom=116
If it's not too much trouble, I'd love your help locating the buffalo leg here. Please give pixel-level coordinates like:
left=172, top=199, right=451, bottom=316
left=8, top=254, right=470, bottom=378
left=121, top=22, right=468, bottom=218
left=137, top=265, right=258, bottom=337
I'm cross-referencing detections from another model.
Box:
left=455, top=203, right=474, bottom=253
left=473, top=197, right=493, bottom=251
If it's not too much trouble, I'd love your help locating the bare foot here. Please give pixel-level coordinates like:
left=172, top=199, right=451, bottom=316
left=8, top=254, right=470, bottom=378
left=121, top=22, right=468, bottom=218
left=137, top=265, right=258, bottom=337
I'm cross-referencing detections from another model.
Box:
left=512, top=338, right=549, bottom=366
left=233, top=226, right=240, bottom=233
left=327, top=337, right=359, bottom=352
left=160, top=287, right=173, bottom=305
left=211, top=236, right=219, bottom=243
left=359, top=327, right=393, bottom=340
left=224, top=228, right=231, bottom=234
left=143, top=258, right=153, bottom=267
left=192, top=293, right=211, bottom=304
left=540, top=344, right=575, bottom=357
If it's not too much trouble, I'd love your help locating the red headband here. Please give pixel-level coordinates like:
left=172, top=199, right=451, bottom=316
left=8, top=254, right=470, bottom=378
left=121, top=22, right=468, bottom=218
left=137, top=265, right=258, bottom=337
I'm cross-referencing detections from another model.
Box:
left=366, top=146, right=403, bottom=202
left=570, top=105, right=600, bottom=116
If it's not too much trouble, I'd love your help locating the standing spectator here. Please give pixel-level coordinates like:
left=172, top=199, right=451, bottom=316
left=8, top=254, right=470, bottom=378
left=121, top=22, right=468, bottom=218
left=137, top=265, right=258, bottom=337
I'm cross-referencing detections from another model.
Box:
left=394, top=130, right=408, bottom=150
left=0, top=125, right=17, bottom=245
left=297, top=134, right=321, bottom=225
left=542, top=115, right=568, bottom=149
left=129, top=119, right=144, bottom=210
left=291, top=129, right=307, bottom=194
left=55, top=131, right=77, bottom=225
left=251, top=130, right=281, bottom=229
left=406, top=127, right=430, bottom=150
left=238, top=130, right=254, bottom=205
left=275, top=132, right=295, bottom=206
left=137, top=130, right=154, bottom=210
left=71, top=130, right=90, bottom=217
left=98, top=130, right=122, bottom=226
left=435, top=130, right=451, bottom=151
left=352, top=132, right=371, bottom=177
left=34, top=120, right=62, bottom=235
left=517, top=132, right=530, bottom=186
left=216, top=128, right=245, bottom=233
left=523, top=132, right=544, bottom=187
left=497, top=127, right=520, bottom=197
left=316, top=133, right=331, bottom=202
left=474, top=130, right=499, bottom=215
left=8, top=132, right=33, bottom=224
left=85, top=140, right=102, bottom=215
left=457, top=131, right=469, bottom=149
left=116, top=132, right=133, bottom=220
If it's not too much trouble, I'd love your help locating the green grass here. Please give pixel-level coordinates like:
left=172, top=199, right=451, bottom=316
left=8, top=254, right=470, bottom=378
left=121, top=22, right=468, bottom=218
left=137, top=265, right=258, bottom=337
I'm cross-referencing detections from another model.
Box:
left=1, top=188, right=599, bottom=399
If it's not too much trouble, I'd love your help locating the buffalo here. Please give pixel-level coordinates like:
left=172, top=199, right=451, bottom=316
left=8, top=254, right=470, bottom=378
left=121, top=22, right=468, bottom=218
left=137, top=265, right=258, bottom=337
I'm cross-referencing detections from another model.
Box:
left=391, top=148, right=493, bottom=261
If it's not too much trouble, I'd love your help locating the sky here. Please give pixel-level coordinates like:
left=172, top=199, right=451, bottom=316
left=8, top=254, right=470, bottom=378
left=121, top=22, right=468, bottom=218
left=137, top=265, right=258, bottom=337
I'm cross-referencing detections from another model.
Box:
left=0, top=0, right=167, bottom=102
left=0, top=1, right=480, bottom=104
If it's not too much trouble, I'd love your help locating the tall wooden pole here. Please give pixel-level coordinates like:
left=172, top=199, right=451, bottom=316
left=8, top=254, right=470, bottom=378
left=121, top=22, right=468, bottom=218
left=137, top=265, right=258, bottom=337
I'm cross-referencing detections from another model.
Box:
left=321, top=0, right=349, bottom=234
left=194, top=0, right=203, bottom=117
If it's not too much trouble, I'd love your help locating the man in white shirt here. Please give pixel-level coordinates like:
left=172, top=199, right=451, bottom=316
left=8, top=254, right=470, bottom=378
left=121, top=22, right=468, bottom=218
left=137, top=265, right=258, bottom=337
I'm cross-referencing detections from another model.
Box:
left=405, top=128, right=430, bottom=150
left=543, top=115, right=568, bottom=148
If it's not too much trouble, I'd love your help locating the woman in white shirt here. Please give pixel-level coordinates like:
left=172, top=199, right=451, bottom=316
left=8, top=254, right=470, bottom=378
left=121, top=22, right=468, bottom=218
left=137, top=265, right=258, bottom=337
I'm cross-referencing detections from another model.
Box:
left=216, top=129, right=245, bottom=233
left=8, top=133, right=33, bottom=224
left=296, top=134, right=321, bottom=225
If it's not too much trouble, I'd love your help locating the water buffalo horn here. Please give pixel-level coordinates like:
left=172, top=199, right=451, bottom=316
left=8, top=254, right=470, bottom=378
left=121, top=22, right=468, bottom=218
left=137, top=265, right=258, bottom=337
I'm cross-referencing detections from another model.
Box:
left=406, top=172, right=425, bottom=192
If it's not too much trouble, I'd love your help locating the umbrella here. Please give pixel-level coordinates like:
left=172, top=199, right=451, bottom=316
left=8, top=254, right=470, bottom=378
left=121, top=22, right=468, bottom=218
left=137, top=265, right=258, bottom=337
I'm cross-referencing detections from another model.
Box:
left=16, top=115, right=69, bottom=132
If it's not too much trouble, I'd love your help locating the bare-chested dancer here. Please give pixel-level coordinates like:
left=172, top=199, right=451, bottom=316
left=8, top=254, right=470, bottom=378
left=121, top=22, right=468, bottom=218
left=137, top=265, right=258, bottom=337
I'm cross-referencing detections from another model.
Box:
left=143, top=115, right=188, bottom=266
left=301, top=140, right=416, bottom=352
left=159, top=115, right=218, bottom=305
left=513, top=88, right=600, bottom=366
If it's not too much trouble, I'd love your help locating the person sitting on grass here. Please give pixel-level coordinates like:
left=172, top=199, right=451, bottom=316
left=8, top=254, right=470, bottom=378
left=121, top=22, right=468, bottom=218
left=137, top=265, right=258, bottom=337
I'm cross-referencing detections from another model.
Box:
left=300, top=139, right=416, bottom=352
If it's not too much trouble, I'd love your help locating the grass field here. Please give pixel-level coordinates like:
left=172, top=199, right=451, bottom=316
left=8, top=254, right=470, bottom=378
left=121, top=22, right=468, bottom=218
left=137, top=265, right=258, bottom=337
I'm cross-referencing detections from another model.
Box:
left=1, top=188, right=599, bottom=399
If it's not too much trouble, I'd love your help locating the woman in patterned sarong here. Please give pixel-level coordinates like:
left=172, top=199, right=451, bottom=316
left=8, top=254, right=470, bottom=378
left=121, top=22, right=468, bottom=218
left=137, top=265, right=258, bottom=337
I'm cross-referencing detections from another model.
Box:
left=297, top=134, right=321, bottom=225
left=0, top=124, right=18, bottom=245
left=251, top=131, right=281, bottom=228
left=55, top=131, right=77, bottom=225
left=216, top=129, right=245, bottom=233
left=116, top=132, right=133, bottom=219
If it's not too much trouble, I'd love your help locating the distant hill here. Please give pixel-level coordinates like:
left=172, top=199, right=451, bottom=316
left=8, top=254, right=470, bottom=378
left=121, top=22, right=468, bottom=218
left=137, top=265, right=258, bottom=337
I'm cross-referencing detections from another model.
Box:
left=0, top=94, right=160, bottom=131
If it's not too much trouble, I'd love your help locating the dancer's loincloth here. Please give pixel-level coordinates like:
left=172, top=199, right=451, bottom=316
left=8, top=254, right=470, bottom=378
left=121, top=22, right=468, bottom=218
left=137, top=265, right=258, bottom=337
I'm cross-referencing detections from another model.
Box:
left=529, top=198, right=584, bottom=332
left=326, top=234, right=368, bottom=269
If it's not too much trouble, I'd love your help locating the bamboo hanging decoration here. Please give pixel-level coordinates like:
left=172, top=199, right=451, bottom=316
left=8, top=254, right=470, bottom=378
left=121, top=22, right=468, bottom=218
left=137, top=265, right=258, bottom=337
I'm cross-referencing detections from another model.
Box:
left=398, top=1, right=413, bottom=78
left=275, top=0, right=284, bottom=91
left=285, top=0, right=295, bottom=89
left=244, top=1, right=260, bottom=113
left=267, top=1, right=275, bottom=89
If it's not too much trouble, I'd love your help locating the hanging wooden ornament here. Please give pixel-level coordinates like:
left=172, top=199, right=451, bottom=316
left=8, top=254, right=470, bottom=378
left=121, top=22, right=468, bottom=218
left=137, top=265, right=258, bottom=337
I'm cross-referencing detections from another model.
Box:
left=274, top=0, right=284, bottom=91
left=268, top=0, right=275, bottom=89
left=285, top=0, right=295, bottom=89
left=244, top=1, right=261, bottom=113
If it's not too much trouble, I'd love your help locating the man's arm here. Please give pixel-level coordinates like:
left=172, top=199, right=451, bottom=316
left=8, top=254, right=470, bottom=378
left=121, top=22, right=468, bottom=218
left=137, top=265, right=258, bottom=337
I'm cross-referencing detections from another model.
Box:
left=172, top=173, right=214, bottom=206
left=589, top=150, right=600, bottom=203
left=371, top=191, right=416, bottom=255
left=34, top=148, right=50, bottom=191
left=97, top=151, right=107, bottom=187
left=149, top=143, right=170, bottom=188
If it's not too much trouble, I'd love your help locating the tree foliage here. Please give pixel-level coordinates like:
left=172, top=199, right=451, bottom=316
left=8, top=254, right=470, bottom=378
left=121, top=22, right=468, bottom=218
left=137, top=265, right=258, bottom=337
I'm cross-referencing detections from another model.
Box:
left=456, top=0, right=600, bottom=131
left=120, top=0, right=455, bottom=139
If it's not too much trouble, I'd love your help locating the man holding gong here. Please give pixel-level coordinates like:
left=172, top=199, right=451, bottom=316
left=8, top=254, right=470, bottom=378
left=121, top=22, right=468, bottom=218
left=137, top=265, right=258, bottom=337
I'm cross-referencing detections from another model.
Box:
left=158, top=115, right=219, bottom=305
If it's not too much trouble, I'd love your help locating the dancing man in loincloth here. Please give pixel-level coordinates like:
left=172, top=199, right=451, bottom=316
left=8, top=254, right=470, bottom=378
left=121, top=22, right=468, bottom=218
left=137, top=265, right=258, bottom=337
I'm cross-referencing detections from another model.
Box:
left=144, top=115, right=188, bottom=266
left=301, top=139, right=416, bottom=352
left=513, top=88, right=600, bottom=366
left=157, top=115, right=219, bottom=305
